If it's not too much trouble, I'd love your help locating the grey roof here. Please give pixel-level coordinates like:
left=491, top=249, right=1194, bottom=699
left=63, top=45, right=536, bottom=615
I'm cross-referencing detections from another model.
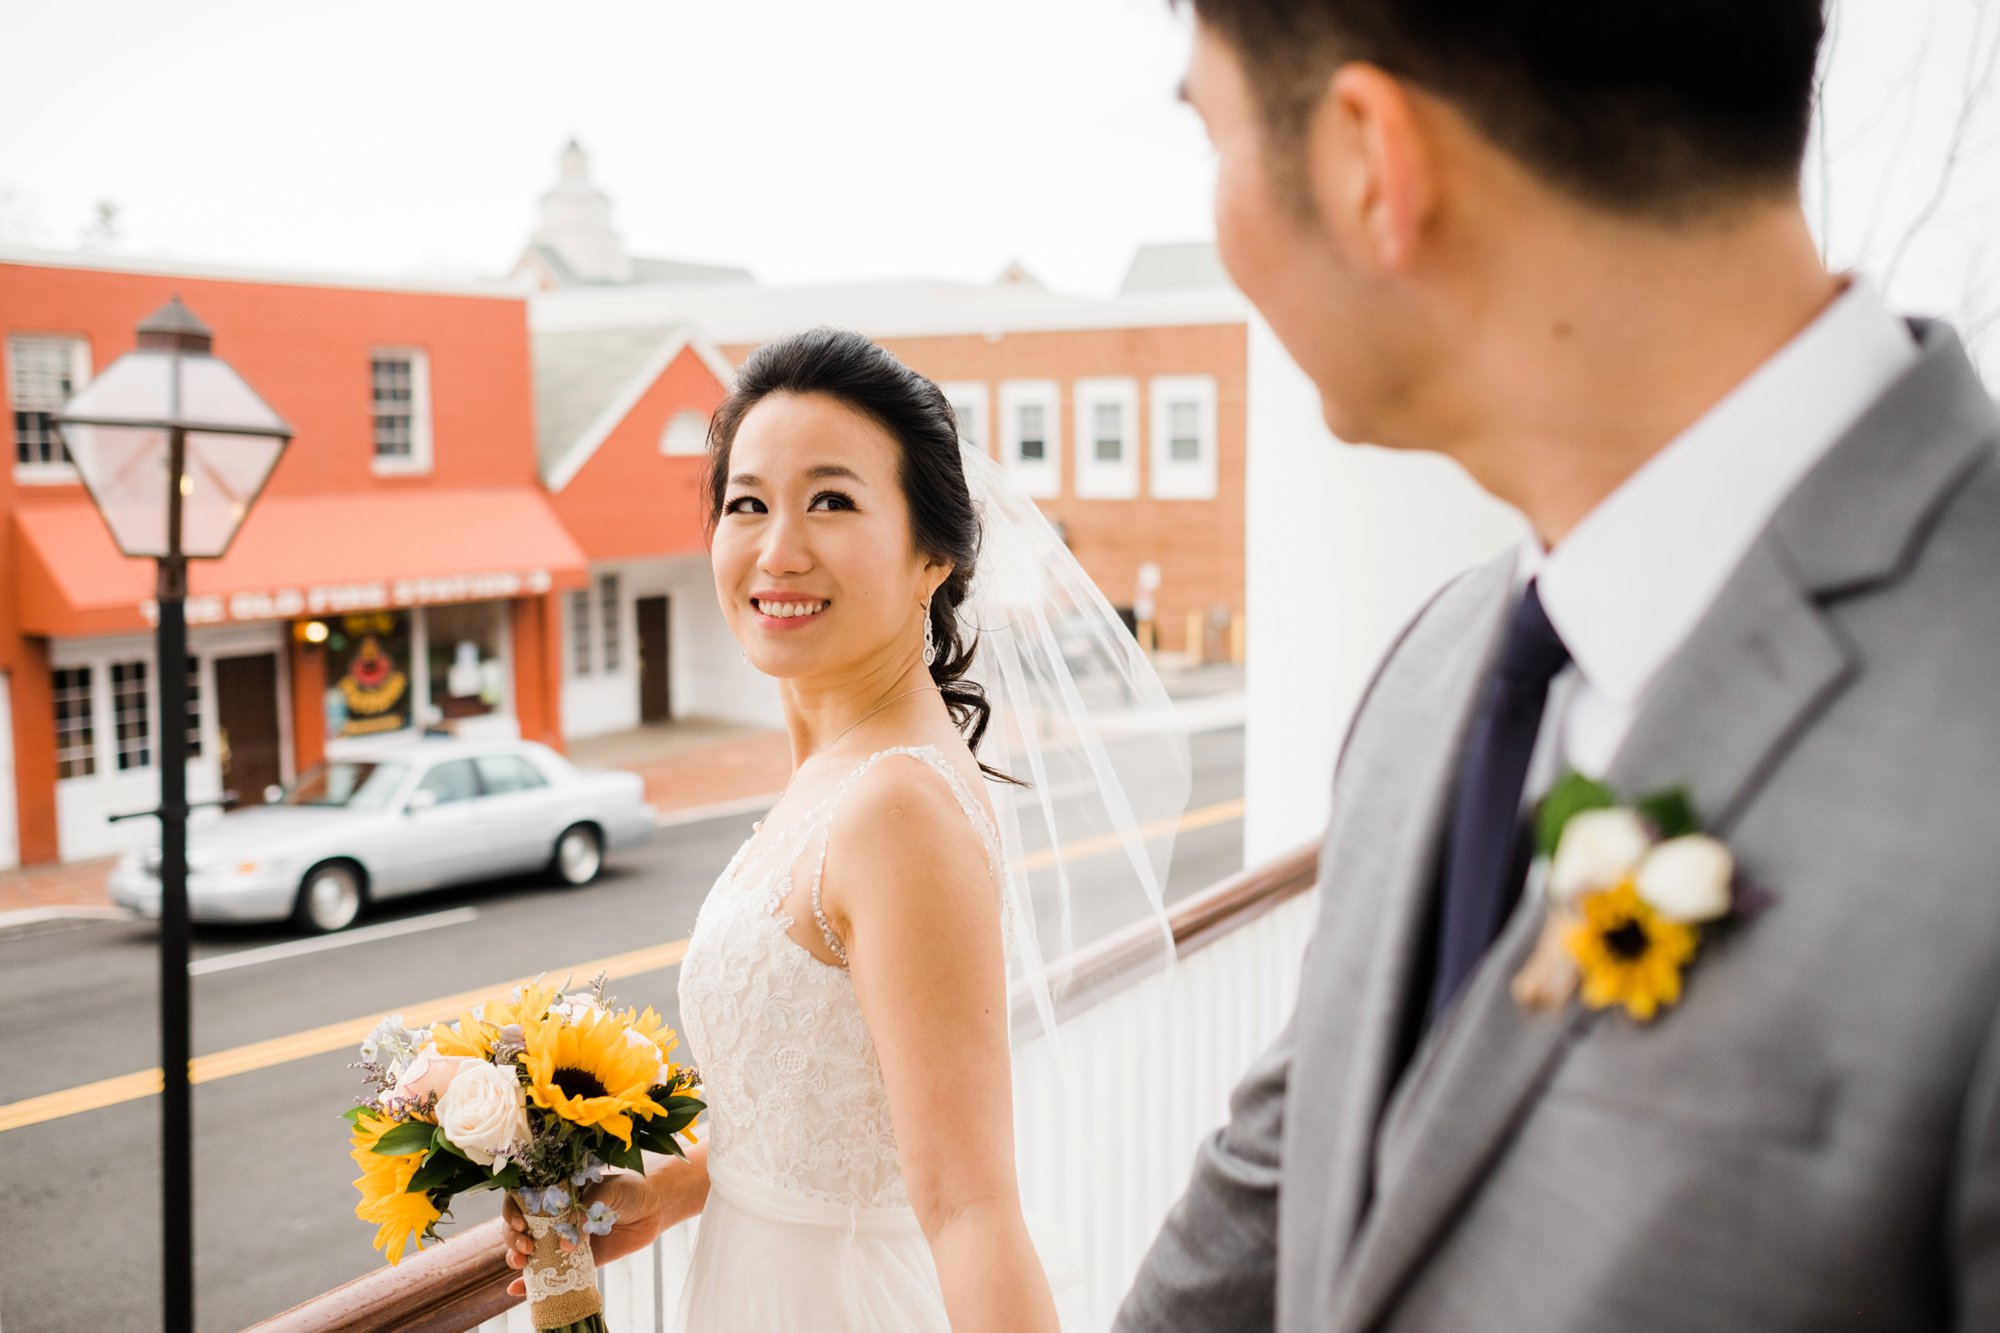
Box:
left=532, top=324, right=689, bottom=474
left=630, top=255, right=755, bottom=286
left=519, top=242, right=752, bottom=290
left=1118, top=241, right=1232, bottom=294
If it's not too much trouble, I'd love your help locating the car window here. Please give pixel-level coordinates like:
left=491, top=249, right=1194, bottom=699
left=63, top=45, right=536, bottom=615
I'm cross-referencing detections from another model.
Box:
left=474, top=754, right=549, bottom=794
left=284, top=761, right=409, bottom=811
left=417, top=759, right=481, bottom=805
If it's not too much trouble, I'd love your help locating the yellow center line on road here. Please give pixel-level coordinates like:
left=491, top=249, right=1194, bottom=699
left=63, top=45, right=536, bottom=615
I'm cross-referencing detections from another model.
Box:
left=0, top=796, right=1244, bottom=1134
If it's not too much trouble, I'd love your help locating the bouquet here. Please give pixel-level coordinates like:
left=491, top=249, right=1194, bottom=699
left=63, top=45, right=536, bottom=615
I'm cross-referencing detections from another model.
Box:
left=345, top=971, right=703, bottom=1333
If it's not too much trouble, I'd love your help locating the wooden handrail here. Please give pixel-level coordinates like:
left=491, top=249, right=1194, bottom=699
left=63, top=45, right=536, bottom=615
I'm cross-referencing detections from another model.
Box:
left=252, top=840, right=1322, bottom=1332
left=1009, top=839, right=1320, bottom=1030
left=250, top=1217, right=515, bottom=1333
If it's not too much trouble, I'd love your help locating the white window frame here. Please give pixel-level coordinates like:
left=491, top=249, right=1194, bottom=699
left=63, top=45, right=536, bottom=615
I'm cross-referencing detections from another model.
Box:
left=939, top=381, right=988, bottom=455
left=1073, top=377, right=1140, bottom=500
left=1149, top=374, right=1219, bottom=501
left=8, top=334, right=90, bottom=485
left=369, top=347, right=433, bottom=476
left=998, top=379, right=1061, bottom=500
left=660, top=409, right=709, bottom=457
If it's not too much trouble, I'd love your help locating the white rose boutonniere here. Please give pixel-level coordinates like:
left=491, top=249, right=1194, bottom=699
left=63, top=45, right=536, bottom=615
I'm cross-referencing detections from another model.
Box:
left=1513, top=772, right=1760, bottom=1023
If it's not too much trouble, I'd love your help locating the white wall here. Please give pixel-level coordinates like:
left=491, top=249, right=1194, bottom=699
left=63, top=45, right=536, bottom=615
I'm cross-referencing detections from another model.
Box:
left=673, top=573, right=782, bottom=729
left=51, top=624, right=278, bottom=862
left=562, top=555, right=782, bottom=739
left=1242, top=317, right=1525, bottom=864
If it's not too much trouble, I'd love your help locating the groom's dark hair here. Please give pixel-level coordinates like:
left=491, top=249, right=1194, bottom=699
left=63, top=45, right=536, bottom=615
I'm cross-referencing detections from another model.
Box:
left=1185, top=0, right=1826, bottom=221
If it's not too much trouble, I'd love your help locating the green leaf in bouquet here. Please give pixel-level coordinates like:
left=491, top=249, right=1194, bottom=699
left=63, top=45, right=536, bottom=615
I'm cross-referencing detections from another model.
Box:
left=607, top=1140, right=645, bottom=1173
left=339, top=1105, right=367, bottom=1127
left=459, top=1162, right=524, bottom=1195
left=406, top=1149, right=463, bottom=1194
left=371, top=1119, right=439, bottom=1156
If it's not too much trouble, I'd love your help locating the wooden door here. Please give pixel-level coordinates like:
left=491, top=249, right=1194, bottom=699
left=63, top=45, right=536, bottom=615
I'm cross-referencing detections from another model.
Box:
left=637, top=596, right=671, bottom=723
left=214, top=654, right=283, bottom=806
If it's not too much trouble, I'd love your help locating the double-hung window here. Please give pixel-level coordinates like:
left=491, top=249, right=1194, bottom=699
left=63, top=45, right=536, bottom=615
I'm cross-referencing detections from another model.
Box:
left=1149, top=375, right=1219, bottom=500
left=998, top=380, right=1061, bottom=499
left=599, top=574, right=622, bottom=672
left=940, top=382, right=989, bottom=455
left=569, top=589, right=594, bottom=677
left=54, top=666, right=95, bottom=780
left=9, top=335, right=89, bottom=481
left=371, top=349, right=432, bottom=474
left=111, top=661, right=151, bottom=771
left=1073, top=378, right=1140, bottom=499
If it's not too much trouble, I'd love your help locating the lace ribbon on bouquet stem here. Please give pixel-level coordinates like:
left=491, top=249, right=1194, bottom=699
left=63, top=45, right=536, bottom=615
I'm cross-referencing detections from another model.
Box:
left=509, top=1190, right=608, bottom=1332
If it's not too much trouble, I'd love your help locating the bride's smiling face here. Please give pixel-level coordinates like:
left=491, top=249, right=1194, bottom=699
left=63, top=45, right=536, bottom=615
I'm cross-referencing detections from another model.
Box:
left=711, top=391, right=946, bottom=680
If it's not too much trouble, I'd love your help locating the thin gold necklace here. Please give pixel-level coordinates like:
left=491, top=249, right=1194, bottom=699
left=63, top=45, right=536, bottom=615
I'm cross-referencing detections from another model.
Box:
left=824, top=683, right=939, bottom=751
left=752, top=684, right=939, bottom=835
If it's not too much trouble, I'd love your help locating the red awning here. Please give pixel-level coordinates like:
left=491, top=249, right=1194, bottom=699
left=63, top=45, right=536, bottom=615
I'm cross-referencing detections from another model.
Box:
left=15, top=487, right=590, bottom=637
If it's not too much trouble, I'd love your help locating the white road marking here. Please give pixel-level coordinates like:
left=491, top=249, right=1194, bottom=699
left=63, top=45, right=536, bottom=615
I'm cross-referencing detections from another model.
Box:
left=187, top=906, right=480, bottom=976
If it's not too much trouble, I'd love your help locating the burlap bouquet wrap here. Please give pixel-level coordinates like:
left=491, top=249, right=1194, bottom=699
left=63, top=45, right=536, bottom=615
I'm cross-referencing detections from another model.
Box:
left=509, top=1190, right=604, bottom=1330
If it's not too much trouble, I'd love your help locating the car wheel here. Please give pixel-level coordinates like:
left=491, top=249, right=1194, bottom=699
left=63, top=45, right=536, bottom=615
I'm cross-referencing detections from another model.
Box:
left=551, top=824, right=603, bottom=888
left=292, top=861, right=364, bottom=934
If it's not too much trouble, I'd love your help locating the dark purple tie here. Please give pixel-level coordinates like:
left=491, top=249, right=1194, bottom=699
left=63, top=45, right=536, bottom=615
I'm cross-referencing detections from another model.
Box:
left=1426, top=579, right=1571, bottom=1023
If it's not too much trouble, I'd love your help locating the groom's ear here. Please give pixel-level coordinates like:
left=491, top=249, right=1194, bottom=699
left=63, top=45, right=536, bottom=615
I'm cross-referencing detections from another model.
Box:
left=1304, top=63, right=1436, bottom=277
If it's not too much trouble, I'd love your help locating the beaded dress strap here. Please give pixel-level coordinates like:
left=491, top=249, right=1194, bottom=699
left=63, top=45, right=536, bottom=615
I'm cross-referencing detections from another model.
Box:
left=806, top=745, right=1002, bottom=966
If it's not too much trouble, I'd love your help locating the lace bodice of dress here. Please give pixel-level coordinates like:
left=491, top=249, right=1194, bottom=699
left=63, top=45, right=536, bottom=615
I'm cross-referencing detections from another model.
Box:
left=676, top=745, right=1004, bottom=1209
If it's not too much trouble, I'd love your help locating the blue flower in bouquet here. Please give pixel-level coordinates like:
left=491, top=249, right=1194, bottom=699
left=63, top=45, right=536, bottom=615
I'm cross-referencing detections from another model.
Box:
left=554, top=1219, right=582, bottom=1247
left=583, top=1201, right=618, bottom=1237
left=571, top=1154, right=609, bottom=1189
left=518, top=1183, right=570, bottom=1216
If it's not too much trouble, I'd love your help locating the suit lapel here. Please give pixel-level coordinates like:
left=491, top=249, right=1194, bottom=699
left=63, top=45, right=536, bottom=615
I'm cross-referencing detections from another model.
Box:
left=1303, top=558, right=1513, bottom=1295
left=1328, top=319, right=1996, bottom=1332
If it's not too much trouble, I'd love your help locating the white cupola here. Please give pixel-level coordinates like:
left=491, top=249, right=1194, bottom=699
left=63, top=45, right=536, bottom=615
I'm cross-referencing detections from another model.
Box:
left=530, top=139, right=633, bottom=283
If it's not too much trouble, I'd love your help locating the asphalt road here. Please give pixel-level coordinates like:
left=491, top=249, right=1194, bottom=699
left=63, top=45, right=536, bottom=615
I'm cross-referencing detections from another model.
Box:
left=0, top=725, right=1246, bottom=1333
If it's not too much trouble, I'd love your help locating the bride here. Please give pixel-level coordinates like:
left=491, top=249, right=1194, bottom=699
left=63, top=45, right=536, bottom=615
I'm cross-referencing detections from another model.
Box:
left=498, top=327, right=1172, bottom=1330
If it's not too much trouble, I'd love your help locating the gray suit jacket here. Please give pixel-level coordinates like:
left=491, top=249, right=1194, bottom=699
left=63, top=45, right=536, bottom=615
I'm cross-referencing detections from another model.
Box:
left=1116, top=320, right=2000, bottom=1332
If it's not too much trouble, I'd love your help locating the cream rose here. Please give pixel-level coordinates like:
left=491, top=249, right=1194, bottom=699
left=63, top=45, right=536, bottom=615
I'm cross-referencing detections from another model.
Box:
left=435, top=1060, right=532, bottom=1166
left=1547, top=808, right=1652, bottom=903
left=1636, top=834, right=1734, bottom=923
left=379, top=1042, right=468, bottom=1107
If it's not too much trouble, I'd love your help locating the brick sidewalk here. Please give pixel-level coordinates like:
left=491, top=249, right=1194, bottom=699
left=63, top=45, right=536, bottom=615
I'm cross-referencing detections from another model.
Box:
left=0, top=723, right=793, bottom=918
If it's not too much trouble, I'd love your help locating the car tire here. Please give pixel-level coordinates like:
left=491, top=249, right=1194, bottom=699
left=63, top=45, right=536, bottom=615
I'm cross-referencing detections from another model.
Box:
left=292, top=861, right=365, bottom=934
left=550, top=824, right=603, bottom=888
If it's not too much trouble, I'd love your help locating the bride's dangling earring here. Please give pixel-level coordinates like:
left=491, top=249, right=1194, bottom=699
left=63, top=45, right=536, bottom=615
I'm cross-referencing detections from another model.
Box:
left=922, top=594, right=937, bottom=667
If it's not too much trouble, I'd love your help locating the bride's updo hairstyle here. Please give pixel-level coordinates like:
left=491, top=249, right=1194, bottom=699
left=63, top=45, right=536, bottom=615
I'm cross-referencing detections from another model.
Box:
left=703, top=327, right=1018, bottom=783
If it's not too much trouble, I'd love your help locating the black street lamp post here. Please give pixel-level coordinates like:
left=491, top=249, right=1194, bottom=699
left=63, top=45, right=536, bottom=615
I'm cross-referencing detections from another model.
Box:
left=56, top=296, right=292, bottom=1333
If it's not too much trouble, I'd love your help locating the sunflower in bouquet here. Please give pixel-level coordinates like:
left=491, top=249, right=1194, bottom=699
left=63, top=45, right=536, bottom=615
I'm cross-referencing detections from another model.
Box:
left=346, top=972, right=702, bottom=1333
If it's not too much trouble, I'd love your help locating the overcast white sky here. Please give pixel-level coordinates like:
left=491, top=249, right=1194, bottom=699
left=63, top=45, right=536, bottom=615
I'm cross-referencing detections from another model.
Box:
left=3, top=0, right=1997, bottom=323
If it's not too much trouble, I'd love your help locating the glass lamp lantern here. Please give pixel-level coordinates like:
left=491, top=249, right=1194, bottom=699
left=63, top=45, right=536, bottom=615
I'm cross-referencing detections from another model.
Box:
left=56, top=295, right=292, bottom=561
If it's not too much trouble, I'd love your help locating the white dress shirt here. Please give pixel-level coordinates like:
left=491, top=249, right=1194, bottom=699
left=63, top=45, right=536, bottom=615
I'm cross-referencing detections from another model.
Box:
left=1516, top=276, right=1920, bottom=801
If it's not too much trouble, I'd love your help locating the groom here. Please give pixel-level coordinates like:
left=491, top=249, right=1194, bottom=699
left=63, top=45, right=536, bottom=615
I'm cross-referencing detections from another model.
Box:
left=1118, top=2, right=2000, bottom=1330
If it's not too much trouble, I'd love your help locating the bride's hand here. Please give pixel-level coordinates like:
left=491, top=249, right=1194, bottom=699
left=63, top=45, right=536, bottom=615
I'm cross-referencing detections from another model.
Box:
left=500, top=1172, right=665, bottom=1298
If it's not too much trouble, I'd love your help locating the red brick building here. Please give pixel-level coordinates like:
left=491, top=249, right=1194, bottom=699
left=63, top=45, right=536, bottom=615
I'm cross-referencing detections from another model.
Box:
left=0, top=248, right=586, bottom=865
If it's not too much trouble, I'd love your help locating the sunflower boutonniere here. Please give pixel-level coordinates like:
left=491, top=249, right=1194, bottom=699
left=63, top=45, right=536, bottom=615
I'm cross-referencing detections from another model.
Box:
left=1512, top=772, right=1752, bottom=1022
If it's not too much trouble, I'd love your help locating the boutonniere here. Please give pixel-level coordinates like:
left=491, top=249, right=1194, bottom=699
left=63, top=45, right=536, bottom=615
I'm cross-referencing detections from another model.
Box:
left=1513, top=772, right=1755, bottom=1023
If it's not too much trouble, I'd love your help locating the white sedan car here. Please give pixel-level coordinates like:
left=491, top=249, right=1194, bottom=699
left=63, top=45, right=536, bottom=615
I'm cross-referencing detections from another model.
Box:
left=109, top=737, right=656, bottom=933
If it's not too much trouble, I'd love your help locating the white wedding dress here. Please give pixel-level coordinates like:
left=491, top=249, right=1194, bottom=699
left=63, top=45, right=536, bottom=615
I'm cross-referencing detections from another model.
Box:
left=674, top=744, right=1087, bottom=1332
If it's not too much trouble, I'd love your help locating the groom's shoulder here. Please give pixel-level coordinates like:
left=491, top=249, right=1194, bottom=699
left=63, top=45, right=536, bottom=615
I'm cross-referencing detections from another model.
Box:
left=1331, top=553, right=1512, bottom=777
